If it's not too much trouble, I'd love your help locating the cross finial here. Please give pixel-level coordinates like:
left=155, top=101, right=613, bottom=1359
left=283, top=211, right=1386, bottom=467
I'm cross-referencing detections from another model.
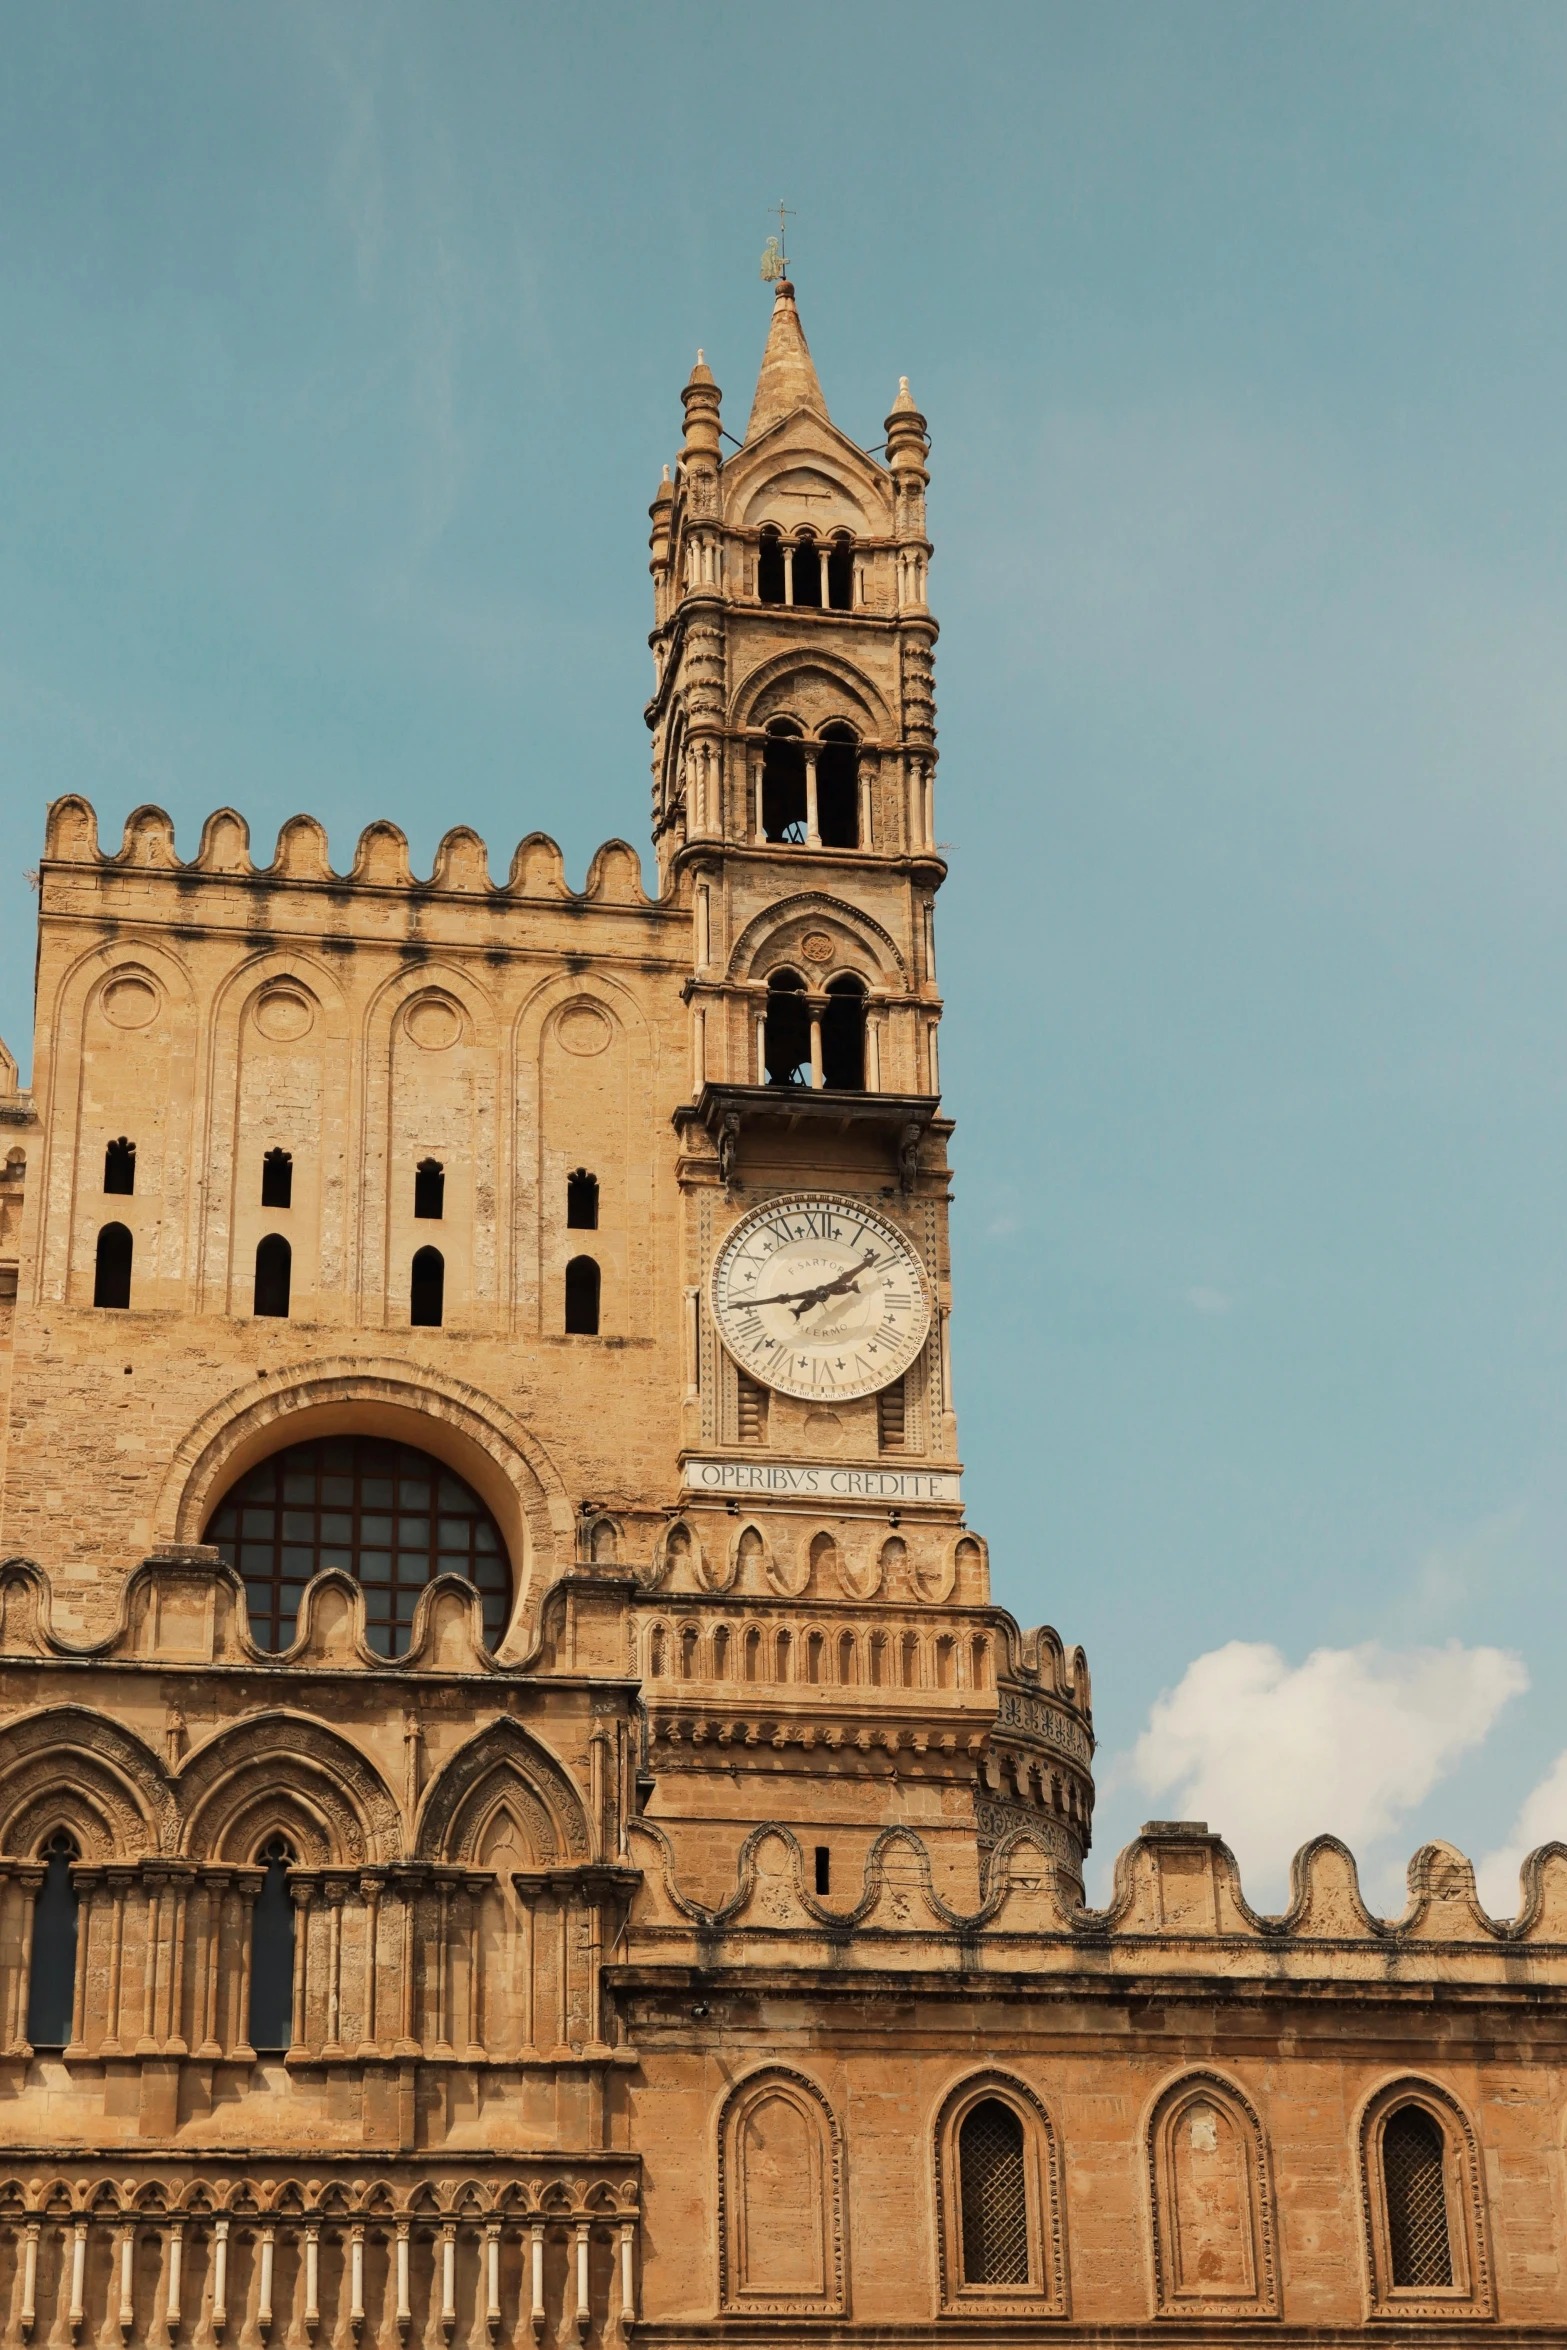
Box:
left=760, top=200, right=795, bottom=285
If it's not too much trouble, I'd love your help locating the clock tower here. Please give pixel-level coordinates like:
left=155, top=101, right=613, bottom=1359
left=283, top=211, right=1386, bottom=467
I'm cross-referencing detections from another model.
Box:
left=640, top=278, right=1095, bottom=1906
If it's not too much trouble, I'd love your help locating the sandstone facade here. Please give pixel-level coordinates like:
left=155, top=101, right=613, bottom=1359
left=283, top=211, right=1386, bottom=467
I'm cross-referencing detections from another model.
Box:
left=0, top=283, right=1561, bottom=2345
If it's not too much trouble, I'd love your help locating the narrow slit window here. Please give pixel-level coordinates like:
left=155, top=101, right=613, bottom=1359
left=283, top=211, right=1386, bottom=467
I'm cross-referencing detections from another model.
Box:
left=821, top=975, right=866, bottom=1091
left=93, top=1222, right=133, bottom=1310
left=757, top=528, right=786, bottom=605
left=103, top=1137, right=135, bottom=1195
left=26, top=1830, right=80, bottom=2050
left=814, top=1845, right=831, bottom=1895
left=1384, top=2106, right=1453, bottom=2288
left=827, top=534, right=855, bottom=610
left=414, top=1158, right=445, bottom=1220
left=565, top=1254, right=601, bottom=1335
left=253, top=1234, right=292, bottom=1319
left=817, top=725, right=860, bottom=849
left=567, top=1169, right=599, bottom=1229
left=959, top=2099, right=1030, bottom=2286
left=261, top=1149, right=293, bottom=1209
left=790, top=533, right=822, bottom=607
left=411, top=1245, right=445, bottom=1327
left=249, top=1837, right=296, bottom=2054
left=764, top=970, right=811, bottom=1088
left=761, top=725, right=807, bottom=844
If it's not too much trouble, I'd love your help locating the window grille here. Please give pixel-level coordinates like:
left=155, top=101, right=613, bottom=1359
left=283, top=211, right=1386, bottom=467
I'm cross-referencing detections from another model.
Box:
left=959, top=2099, right=1030, bottom=2287
left=737, top=1372, right=768, bottom=1444
left=1384, top=2106, right=1453, bottom=2288
left=205, top=1434, right=511, bottom=1656
left=878, top=1378, right=906, bottom=1450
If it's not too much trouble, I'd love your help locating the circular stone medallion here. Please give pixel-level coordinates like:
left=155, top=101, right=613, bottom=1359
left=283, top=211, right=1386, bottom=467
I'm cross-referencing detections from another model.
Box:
left=254, top=988, right=314, bottom=1043
left=404, top=995, right=463, bottom=1051
left=555, top=1002, right=613, bottom=1056
left=800, top=930, right=835, bottom=964
left=99, top=975, right=159, bottom=1031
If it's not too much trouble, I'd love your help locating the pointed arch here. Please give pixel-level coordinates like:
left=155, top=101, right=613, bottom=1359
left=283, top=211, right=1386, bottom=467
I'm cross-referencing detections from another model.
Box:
left=1145, top=2069, right=1278, bottom=2318
left=413, top=1715, right=590, bottom=1865
left=728, top=892, right=907, bottom=987
left=0, top=1706, right=170, bottom=1860
left=717, top=2066, right=846, bottom=2315
left=176, top=1713, right=400, bottom=1865
left=934, top=2070, right=1068, bottom=2315
left=1357, top=2075, right=1493, bottom=2317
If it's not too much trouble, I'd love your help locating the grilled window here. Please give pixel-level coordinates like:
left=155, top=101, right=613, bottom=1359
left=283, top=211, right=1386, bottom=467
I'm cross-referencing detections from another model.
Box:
left=205, top=1434, right=511, bottom=1656
left=1384, top=2106, right=1453, bottom=2288
left=261, top=1149, right=293, bottom=1209
left=878, top=1377, right=906, bottom=1450
left=26, top=1830, right=80, bottom=2050
left=103, top=1137, right=135, bottom=1195
left=959, top=2099, right=1030, bottom=2286
left=737, top=1372, right=768, bottom=1444
left=93, top=1222, right=133, bottom=1310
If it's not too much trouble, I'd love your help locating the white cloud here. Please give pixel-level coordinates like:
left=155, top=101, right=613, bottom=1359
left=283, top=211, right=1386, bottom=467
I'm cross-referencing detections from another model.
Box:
left=1477, top=1749, right=1567, bottom=1918
left=1126, top=1639, right=1527, bottom=1909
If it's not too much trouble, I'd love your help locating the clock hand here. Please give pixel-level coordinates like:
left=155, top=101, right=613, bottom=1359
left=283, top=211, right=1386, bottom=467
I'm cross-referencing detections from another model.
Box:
left=737, top=1251, right=886, bottom=1319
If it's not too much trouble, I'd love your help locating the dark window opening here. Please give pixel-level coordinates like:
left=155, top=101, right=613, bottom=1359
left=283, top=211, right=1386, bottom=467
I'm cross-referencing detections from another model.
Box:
left=205, top=1432, right=512, bottom=1656
left=737, top=1372, right=768, bottom=1444
left=565, top=1254, right=601, bottom=1335
left=827, top=535, right=855, bottom=611
left=1384, top=2106, right=1453, bottom=2288
left=814, top=1844, right=830, bottom=1896
left=261, top=1149, right=293, bottom=1209
left=567, top=1169, right=599, bottom=1230
left=103, top=1137, right=136, bottom=1196
left=790, top=535, right=822, bottom=608
left=817, top=726, right=859, bottom=849
left=250, top=1837, right=296, bottom=2054
left=253, top=1234, right=292, bottom=1319
left=414, top=1158, right=445, bottom=1220
left=411, top=1245, right=445, bottom=1328
left=765, top=971, right=811, bottom=1088
left=959, top=2098, right=1030, bottom=2286
left=878, top=1377, right=907, bottom=1451
left=26, top=1830, right=80, bottom=2049
left=757, top=529, right=786, bottom=605
left=821, top=976, right=866, bottom=1092
left=93, top=1222, right=133, bottom=1310
left=762, top=727, right=807, bottom=845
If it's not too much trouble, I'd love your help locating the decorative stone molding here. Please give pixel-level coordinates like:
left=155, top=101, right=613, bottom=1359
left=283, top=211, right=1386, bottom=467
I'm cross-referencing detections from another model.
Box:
left=1144, top=2069, right=1278, bottom=2320
left=716, top=2065, right=846, bottom=2316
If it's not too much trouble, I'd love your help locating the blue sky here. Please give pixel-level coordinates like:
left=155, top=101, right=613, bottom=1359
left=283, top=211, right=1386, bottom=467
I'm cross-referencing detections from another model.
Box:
left=5, top=2, right=1567, bottom=1905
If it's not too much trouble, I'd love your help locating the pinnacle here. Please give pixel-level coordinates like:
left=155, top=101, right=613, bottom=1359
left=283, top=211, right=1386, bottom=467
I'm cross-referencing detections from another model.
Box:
left=686, top=348, right=717, bottom=389
left=745, top=279, right=829, bottom=442
left=891, top=375, right=919, bottom=414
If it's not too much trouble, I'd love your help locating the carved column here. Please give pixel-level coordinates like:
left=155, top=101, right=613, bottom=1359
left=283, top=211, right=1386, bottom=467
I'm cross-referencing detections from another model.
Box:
left=348, top=2223, right=366, bottom=2339
left=233, top=1880, right=260, bottom=2064
left=304, top=2222, right=321, bottom=2340
left=803, top=747, right=821, bottom=848
left=196, top=1872, right=227, bottom=2059
left=395, top=1873, right=420, bottom=2056
left=439, top=2222, right=457, bottom=2342
left=573, top=2222, right=591, bottom=2341
left=395, top=2221, right=412, bottom=2342
left=138, top=1870, right=166, bottom=2053
left=8, top=1865, right=43, bottom=2055
left=462, top=1882, right=486, bottom=2062
left=258, top=2224, right=276, bottom=2340
left=65, top=1866, right=98, bottom=2056
left=116, top=2220, right=135, bottom=2343
left=357, top=1875, right=383, bottom=2058
left=211, top=2218, right=230, bottom=2341
left=166, top=1872, right=192, bottom=2053
left=528, top=2221, right=546, bottom=2343
left=19, top=2216, right=39, bottom=2342
left=485, top=2221, right=502, bottom=2342
left=67, top=2217, right=87, bottom=2343
left=102, top=1868, right=131, bottom=2056
left=321, top=1880, right=347, bottom=2058
left=166, top=2221, right=184, bottom=2340
left=288, top=1880, right=314, bottom=2056
left=432, top=1874, right=455, bottom=2058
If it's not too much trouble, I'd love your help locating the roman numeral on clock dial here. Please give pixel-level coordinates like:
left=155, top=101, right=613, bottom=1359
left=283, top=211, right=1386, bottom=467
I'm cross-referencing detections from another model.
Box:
left=710, top=1192, right=933, bottom=1403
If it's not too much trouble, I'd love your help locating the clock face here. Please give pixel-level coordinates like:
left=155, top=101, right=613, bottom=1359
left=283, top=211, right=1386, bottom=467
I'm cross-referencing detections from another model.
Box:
left=711, top=1194, right=932, bottom=1402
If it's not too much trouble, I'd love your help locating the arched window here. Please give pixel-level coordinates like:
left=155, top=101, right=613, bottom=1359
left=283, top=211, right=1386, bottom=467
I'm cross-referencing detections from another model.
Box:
left=821, top=975, right=865, bottom=1091
left=414, top=1158, right=445, bottom=1220
left=959, top=2100, right=1028, bottom=2285
left=253, top=1233, right=292, bottom=1319
left=827, top=534, right=854, bottom=611
left=762, top=723, right=807, bottom=844
left=816, top=726, right=859, bottom=848
left=565, top=1254, right=601, bottom=1335
left=93, top=1222, right=132, bottom=1310
left=26, top=1830, right=80, bottom=2049
left=1147, top=2072, right=1278, bottom=2316
left=765, top=970, right=811, bottom=1088
left=411, top=1245, right=444, bottom=1327
left=260, top=1148, right=293, bottom=1208
left=249, top=1836, right=296, bottom=2054
left=1383, top=2106, right=1452, bottom=2288
left=205, top=1433, right=512, bottom=1655
left=567, top=1169, right=599, bottom=1229
left=790, top=532, right=823, bottom=608
left=718, top=2069, right=845, bottom=2313
left=757, top=527, right=786, bottom=605
left=103, top=1136, right=135, bottom=1195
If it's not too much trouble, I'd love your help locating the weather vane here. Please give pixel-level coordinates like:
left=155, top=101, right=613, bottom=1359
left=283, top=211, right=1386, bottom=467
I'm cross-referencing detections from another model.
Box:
left=760, top=200, right=794, bottom=285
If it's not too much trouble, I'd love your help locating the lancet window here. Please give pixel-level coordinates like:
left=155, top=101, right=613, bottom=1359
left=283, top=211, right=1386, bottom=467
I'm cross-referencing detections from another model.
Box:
left=1383, top=2106, right=1453, bottom=2288
left=26, top=1829, right=80, bottom=2050
left=254, top=1233, right=291, bottom=1318
left=93, top=1221, right=133, bottom=1309
left=411, top=1245, right=444, bottom=1327
left=566, top=1254, right=601, bottom=1334
left=249, top=1836, right=296, bottom=2054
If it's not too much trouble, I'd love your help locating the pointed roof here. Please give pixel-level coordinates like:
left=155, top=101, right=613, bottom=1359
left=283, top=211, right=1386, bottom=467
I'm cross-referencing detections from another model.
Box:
left=745, top=280, right=828, bottom=443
